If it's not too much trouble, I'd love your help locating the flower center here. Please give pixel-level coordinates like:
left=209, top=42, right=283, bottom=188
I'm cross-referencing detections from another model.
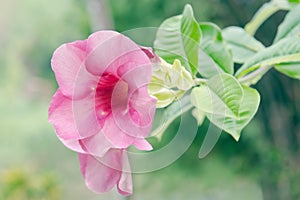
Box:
left=95, top=73, right=128, bottom=122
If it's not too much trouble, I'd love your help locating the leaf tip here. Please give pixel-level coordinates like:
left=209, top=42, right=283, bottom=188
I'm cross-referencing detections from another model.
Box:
left=183, top=4, right=194, bottom=15
left=231, top=132, right=241, bottom=141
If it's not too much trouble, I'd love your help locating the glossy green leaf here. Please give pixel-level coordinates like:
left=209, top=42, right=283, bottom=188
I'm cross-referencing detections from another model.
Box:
left=190, top=75, right=260, bottom=140
left=236, top=36, right=300, bottom=78
left=274, top=4, right=300, bottom=42
left=245, top=0, right=291, bottom=35
left=154, top=4, right=201, bottom=75
left=275, top=62, right=300, bottom=79
left=197, top=49, right=224, bottom=78
left=207, top=86, right=260, bottom=141
left=198, top=23, right=233, bottom=77
left=190, top=74, right=243, bottom=119
left=222, top=26, right=265, bottom=63
left=154, top=16, right=183, bottom=65
left=181, top=5, right=201, bottom=75
left=289, top=0, right=300, bottom=3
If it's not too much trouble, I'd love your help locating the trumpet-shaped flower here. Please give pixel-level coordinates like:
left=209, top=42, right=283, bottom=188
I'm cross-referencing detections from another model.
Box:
left=48, top=31, right=157, bottom=195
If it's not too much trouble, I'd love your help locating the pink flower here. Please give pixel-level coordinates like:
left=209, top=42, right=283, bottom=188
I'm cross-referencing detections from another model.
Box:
left=79, top=149, right=132, bottom=195
left=48, top=31, right=157, bottom=195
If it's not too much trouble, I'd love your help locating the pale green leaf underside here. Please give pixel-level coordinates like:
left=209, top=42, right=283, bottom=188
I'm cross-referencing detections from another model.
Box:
left=245, top=0, right=291, bottom=35
left=181, top=4, right=201, bottom=75
left=190, top=74, right=243, bottom=118
left=198, top=22, right=233, bottom=77
left=197, top=49, right=224, bottom=78
left=154, top=16, right=186, bottom=66
left=274, top=4, right=300, bottom=42
left=206, top=86, right=260, bottom=141
left=236, top=36, right=300, bottom=77
left=190, top=74, right=260, bottom=140
left=275, top=62, right=300, bottom=79
left=154, top=4, right=201, bottom=75
left=222, top=26, right=265, bottom=63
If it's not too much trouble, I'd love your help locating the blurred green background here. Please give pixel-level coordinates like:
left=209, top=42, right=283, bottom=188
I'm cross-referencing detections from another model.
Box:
left=0, top=0, right=299, bottom=199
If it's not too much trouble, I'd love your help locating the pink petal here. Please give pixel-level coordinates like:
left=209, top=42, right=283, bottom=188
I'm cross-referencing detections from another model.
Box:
left=72, top=93, right=103, bottom=139
left=79, top=132, right=113, bottom=157
left=101, top=113, right=154, bottom=150
left=133, top=139, right=153, bottom=151
left=51, top=40, right=97, bottom=99
left=49, top=91, right=87, bottom=153
left=49, top=90, right=102, bottom=142
left=118, top=63, right=152, bottom=93
left=78, top=149, right=132, bottom=195
left=129, top=87, right=157, bottom=127
left=48, top=90, right=80, bottom=140
left=78, top=153, right=121, bottom=193
left=140, top=46, right=160, bottom=63
left=117, top=152, right=132, bottom=196
left=86, top=31, right=120, bottom=55
left=85, top=31, right=149, bottom=77
left=110, top=86, right=156, bottom=139
left=61, top=139, right=86, bottom=153
left=101, top=116, right=135, bottom=149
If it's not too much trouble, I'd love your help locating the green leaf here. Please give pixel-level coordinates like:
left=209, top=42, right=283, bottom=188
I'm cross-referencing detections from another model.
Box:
left=191, top=108, right=205, bottom=126
left=154, top=16, right=183, bottom=64
left=275, top=62, right=300, bottom=79
left=190, top=74, right=243, bottom=119
left=207, top=86, right=260, bottom=141
left=154, top=4, right=201, bottom=75
left=289, top=0, right=300, bottom=3
left=198, top=22, right=233, bottom=77
left=274, top=4, right=300, bottom=42
left=181, top=5, right=202, bottom=75
left=197, top=49, right=224, bottom=78
left=236, top=36, right=300, bottom=78
left=150, top=95, right=193, bottom=139
left=245, top=0, right=291, bottom=35
left=222, top=26, right=265, bottom=63
left=190, top=74, right=260, bottom=140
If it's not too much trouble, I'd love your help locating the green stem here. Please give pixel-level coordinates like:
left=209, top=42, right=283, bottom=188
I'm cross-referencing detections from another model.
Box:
left=194, top=65, right=272, bottom=86
left=238, top=65, right=273, bottom=85
left=194, top=78, right=207, bottom=85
